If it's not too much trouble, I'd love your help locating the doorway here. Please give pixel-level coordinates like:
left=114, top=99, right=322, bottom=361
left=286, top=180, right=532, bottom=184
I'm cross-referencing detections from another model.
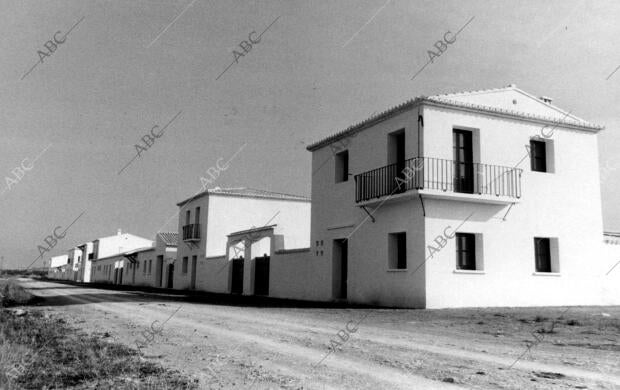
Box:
left=388, top=130, right=406, bottom=193
left=156, top=256, right=164, bottom=287
left=167, top=264, right=174, bottom=288
left=231, top=258, right=244, bottom=294
left=453, top=129, right=474, bottom=193
left=190, top=256, right=197, bottom=290
left=332, top=239, right=348, bottom=300
left=254, top=256, right=270, bottom=296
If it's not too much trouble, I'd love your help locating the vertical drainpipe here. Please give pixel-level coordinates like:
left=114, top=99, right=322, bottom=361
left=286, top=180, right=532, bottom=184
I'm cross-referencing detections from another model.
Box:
left=417, top=104, right=426, bottom=217
left=417, top=104, right=422, bottom=158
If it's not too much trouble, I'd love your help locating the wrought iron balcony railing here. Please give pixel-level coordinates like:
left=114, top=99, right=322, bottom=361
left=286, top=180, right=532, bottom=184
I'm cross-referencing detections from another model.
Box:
left=182, top=223, right=201, bottom=241
left=354, top=157, right=522, bottom=203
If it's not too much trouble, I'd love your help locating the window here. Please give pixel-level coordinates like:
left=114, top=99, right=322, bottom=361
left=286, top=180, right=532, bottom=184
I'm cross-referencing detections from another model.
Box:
left=148, top=260, right=152, bottom=274
left=456, top=233, right=476, bottom=270
left=143, top=261, right=146, bottom=274
left=335, top=150, right=349, bottom=183
left=530, top=140, right=547, bottom=172
left=182, top=257, right=188, bottom=274
left=388, top=232, right=407, bottom=269
left=185, top=210, right=191, bottom=225
left=534, top=238, right=552, bottom=272
left=195, top=207, right=200, bottom=225
left=88, top=253, right=93, bottom=260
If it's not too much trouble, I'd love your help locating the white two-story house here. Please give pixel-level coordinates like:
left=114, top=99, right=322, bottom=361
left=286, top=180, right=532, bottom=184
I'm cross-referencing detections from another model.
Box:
left=307, top=85, right=619, bottom=308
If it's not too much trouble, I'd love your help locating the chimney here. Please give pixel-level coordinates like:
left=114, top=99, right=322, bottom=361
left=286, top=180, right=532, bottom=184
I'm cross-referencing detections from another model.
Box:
left=117, top=228, right=122, bottom=236
left=539, top=96, right=553, bottom=104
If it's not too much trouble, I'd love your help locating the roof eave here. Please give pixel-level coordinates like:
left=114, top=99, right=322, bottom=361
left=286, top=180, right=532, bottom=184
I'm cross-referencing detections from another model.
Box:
left=306, top=96, right=603, bottom=152
left=306, top=98, right=424, bottom=151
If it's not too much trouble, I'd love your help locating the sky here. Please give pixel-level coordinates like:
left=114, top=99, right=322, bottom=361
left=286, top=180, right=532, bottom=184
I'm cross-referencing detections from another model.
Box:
left=1, top=0, right=620, bottom=269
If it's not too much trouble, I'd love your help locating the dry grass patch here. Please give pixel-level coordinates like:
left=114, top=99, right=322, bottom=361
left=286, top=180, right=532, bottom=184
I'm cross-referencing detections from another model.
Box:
left=0, top=279, right=35, bottom=307
left=0, top=309, right=197, bottom=389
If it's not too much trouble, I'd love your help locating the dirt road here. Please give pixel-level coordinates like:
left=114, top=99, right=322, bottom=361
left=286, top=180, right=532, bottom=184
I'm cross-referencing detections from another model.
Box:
left=19, top=279, right=620, bottom=389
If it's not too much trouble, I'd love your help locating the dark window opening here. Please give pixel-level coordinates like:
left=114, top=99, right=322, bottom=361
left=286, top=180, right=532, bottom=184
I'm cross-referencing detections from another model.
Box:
left=389, top=232, right=407, bottom=269
left=456, top=233, right=476, bottom=270
left=335, top=150, right=349, bottom=183
left=534, top=237, right=552, bottom=272
left=530, top=140, right=547, bottom=172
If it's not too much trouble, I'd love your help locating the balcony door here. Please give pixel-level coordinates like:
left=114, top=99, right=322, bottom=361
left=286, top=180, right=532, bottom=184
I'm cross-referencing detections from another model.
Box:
left=453, top=129, right=473, bottom=193
left=388, top=130, right=406, bottom=193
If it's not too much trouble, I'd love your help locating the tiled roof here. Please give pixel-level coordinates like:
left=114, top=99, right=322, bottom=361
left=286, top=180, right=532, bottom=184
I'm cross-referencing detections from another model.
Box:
left=91, top=246, right=154, bottom=262
left=177, top=187, right=310, bottom=206
left=604, top=232, right=620, bottom=245
left=228, top=224, right=277, bottom=237
left=158, top=232, right=178, bottom=246
left=306, top=86, right=604, bottom=151
left=425, top=96, right=601, bottom=129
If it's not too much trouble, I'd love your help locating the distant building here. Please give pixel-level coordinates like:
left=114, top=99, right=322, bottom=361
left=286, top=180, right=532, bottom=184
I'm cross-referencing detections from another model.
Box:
left=43, top=230, right=153, bottom=283
left=90, top=232, right=177, bottom=287
left=175, top=187, right=310, bottom=293
left=46, top=254, right=70, bottom=279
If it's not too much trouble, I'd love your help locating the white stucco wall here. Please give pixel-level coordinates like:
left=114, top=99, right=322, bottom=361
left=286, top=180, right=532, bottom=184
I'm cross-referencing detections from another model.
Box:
left=49, top=255, right=69, bottom=268
left=422, top=105, right=606, bottom=308
left=310, top=107, right=425, bottom=305
left=269, top=249, right=332, bottom=301
left=97, top=233, right=154, bottom=258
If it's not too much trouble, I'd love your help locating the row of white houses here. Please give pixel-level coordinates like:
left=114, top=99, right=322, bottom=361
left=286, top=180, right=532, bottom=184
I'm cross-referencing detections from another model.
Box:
left=47, top=85, right=620, bottom=308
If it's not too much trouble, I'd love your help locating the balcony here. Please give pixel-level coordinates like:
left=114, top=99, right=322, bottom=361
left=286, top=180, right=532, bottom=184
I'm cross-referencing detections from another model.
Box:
left=354, top=157, right=522, bottom=204
left=182, top=224, right=201, bottom=241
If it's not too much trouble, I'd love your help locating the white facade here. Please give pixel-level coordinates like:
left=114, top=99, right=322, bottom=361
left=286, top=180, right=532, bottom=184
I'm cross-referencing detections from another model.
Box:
left=46, top=254, right=70, bottom=279
left=174, top=187, right=311, bottom=293
left=77, top=230, right=153, bottom=283
left=49, top=254, right=69, bottom=268
left=90, top=232, right=175, bottom=287
left=307, top=85, right=619, bottom=308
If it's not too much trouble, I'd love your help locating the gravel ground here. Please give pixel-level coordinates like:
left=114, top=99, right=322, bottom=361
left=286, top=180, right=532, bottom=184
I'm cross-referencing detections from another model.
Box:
left=18, top=279, right=620, bottom=389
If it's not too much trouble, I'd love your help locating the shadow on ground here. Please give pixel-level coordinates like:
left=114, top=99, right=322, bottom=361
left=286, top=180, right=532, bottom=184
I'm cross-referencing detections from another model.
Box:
left=26, top=279, right=381, bottom=310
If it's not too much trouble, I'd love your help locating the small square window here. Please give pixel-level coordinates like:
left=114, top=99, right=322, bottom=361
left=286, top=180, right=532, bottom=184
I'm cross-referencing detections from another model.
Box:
left=335, top=150, right=349, bottom=183
left=388, top=232, right=407, bottom=269
left=456, top=233, right=476, bottom=270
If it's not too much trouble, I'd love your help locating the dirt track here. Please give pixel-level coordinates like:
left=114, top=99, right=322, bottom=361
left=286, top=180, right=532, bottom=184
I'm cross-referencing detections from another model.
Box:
left=18, top=279, right=620, bottom=389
